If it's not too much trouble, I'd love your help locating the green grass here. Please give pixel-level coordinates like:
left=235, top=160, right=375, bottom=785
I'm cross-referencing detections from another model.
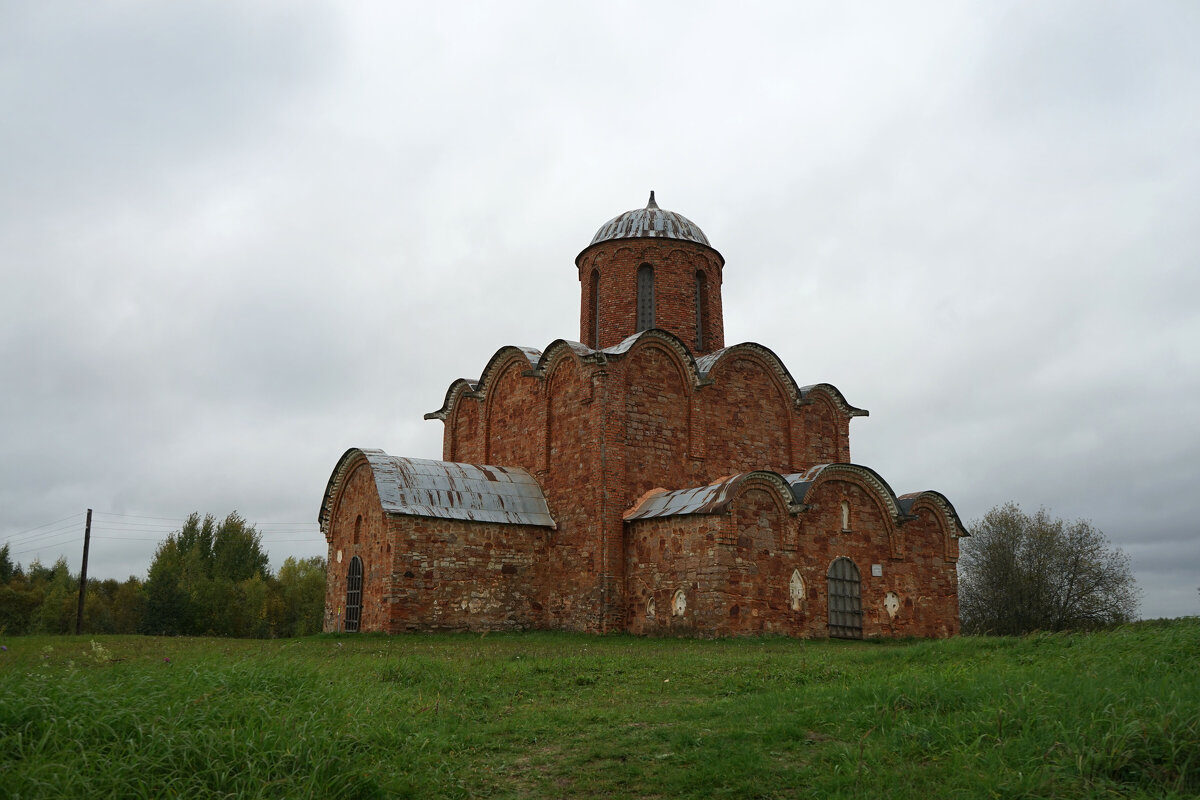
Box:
left=1, top=620, right=1198, bottom=798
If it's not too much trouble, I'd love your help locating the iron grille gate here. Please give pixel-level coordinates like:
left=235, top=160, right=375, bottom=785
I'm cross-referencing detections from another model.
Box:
left=345, top=556, right=363, bottom=632
left=827, top=557, right=863, bottom=639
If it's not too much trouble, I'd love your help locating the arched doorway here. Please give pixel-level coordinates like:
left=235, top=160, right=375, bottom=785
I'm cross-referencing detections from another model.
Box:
left=345, top=556, right=363, bottom=632
left=827, top=557, right=862, bottom=639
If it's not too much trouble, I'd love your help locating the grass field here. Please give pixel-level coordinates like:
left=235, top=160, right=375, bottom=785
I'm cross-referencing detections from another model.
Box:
left=1, top=619, right=1197, bottom=799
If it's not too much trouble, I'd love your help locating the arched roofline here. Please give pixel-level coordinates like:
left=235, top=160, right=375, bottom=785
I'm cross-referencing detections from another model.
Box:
left=695, top=341, right=808, bottom=407
left=475, top=345, right=544, bottom=396
left=318, top=447, right=375, bottom=534
left=898, top=490, right=971, bottom=538
left=424, top=378, right=480, bottom=421
left=602, top=329, right=704, bottom=386
left=785, top=463, right=906, bottom=524
left=534, top=338, right=599, bottom=374
left=735, top=470, right=809, bottom=515
left=799, top=383, right=868, bottom=417
left=623, top=469, right=804, bottom=521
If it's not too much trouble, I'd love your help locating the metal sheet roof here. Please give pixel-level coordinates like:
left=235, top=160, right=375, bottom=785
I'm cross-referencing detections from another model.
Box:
left=584, top=192, right=712, bottom=249
left=624, top=471, right=801, bottom=521
left=361, top=450, right=555, bottom=527
left=623, top=475, right=746, bottom=520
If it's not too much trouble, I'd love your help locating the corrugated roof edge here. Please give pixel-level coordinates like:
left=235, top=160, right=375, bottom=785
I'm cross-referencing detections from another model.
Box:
left=319, top=448, right=556, bottom=531
left=624, top=471, right=805, bottom=521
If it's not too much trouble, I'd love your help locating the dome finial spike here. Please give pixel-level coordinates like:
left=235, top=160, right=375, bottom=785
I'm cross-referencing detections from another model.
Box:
left=647, top=190, right=658, bottom=209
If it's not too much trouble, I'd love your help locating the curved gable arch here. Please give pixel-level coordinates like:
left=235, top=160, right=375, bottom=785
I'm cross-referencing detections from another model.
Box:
left=482, top=348, right=546, bottom=466
left=536, top=338, right=597, bottom=374
left=447, top=382, right=485, bottom=463
left=607, top=329, right=704, bottom=388
left=700, top=342, right=805, bottom=408
left=790, top=463, right=904, bottom=557
left=697, top=343, right=800, bottom=471
left=542, top=348, right=590, bottom=474
left=475, top=345, right=543, bottom=399
left=899, top=490, right=970, bottom=561
left=733, top=471, right=805, bottom=519
left=799, top=383, right=868, bottom=418
left=796, top=385, right=864, bottom=464
left=319, top=447, right=375, bottom=536
left=423, top=378, right=479, bottom=422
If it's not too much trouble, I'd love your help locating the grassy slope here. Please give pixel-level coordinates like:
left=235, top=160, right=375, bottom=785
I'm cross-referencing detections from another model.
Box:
left=1, top=620, right=1197, bottom=799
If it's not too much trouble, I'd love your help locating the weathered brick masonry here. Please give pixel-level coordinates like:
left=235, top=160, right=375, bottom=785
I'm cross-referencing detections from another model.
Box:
left=321, top=193, right=967, bottom=638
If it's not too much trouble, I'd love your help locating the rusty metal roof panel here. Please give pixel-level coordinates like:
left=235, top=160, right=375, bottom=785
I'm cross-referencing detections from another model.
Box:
left=362, top=450, right=555, bottom=527
left=623, top=474, right=747, bottom=521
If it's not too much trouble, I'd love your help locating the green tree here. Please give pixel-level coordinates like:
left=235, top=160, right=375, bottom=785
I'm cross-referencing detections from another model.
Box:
left=0, top=543, right=17, bottom=583
left=0, top=573, right=41, bottom=635
left=109, top=577, right=146, bottom=633
left=959, top=503, right=1140, bottom=635
left=272, top=556, right=327, bottom=637
left=142, top=536, right=193, bottom=635
left=212, top=513, right=270, bottom=582
left=34, top=557, right=77, bottom=634
left=142, top=512, right=272, bottom=637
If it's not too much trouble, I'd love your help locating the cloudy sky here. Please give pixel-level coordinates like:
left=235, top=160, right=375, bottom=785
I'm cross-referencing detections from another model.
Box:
left=3, top=2, right=1197, bottom=619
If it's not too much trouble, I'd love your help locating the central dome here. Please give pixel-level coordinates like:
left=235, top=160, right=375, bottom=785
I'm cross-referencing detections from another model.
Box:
left=586, top=191, right=711, bottom=248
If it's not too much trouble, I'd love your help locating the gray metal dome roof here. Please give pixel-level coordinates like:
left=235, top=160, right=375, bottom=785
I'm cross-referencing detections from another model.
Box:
left=587, top=192, right=711, bottom=248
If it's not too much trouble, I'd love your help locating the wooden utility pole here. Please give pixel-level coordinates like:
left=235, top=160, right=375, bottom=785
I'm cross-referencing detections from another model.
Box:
left=75, top=508, right=92, bottom=635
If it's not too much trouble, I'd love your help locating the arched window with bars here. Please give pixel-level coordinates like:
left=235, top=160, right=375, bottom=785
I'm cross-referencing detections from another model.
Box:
left=590, top=269, right=601, bottom=348
left=345, top=556, right=363, bottom=632
left=827, top=557, right=862, bottom=639
left=636, top=264, right=655, bottom=332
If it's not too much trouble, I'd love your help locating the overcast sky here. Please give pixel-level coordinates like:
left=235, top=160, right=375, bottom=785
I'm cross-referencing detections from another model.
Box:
left=3, top=2, right=1197, bottom=619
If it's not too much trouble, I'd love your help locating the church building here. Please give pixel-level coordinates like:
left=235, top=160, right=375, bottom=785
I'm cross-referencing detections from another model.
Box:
left=319, top=194, right=967, bottom=638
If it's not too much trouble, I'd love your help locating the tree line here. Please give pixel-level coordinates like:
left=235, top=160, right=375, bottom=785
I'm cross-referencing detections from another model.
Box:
left=3, top=503, right=1142, bottom=639
left=0, top=512, right=325, bottom=638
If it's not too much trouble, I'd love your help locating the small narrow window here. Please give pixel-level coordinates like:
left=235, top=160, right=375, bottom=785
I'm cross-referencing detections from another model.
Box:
left=841, top=501, right=851, bottom=531
left=353, top=514, right=362, bottom=544
left=636, top=264, right=655, bottom=332
left=590, top=269, right=601, bottom=348
left=694, top=270, right=706, bottom=350
left=345, top=556, right=364, bottom=632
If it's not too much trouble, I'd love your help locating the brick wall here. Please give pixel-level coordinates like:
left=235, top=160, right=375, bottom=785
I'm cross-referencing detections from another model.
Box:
left=387, top=516, right=550, bottom=633
left=577, top=240, right=724, bottom=353
left=624, top=474, right=960, bottom=638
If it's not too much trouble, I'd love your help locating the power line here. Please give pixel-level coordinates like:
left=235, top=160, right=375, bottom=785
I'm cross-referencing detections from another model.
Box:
left=3, top=518, right=88, bottom=547
left=91, top=536, right=164, bottom=542
left=92, top=512, right=185, bottom=522
left=5, top=512, right=85, bottom=540
left=11, top=533, right=82, bottom=557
